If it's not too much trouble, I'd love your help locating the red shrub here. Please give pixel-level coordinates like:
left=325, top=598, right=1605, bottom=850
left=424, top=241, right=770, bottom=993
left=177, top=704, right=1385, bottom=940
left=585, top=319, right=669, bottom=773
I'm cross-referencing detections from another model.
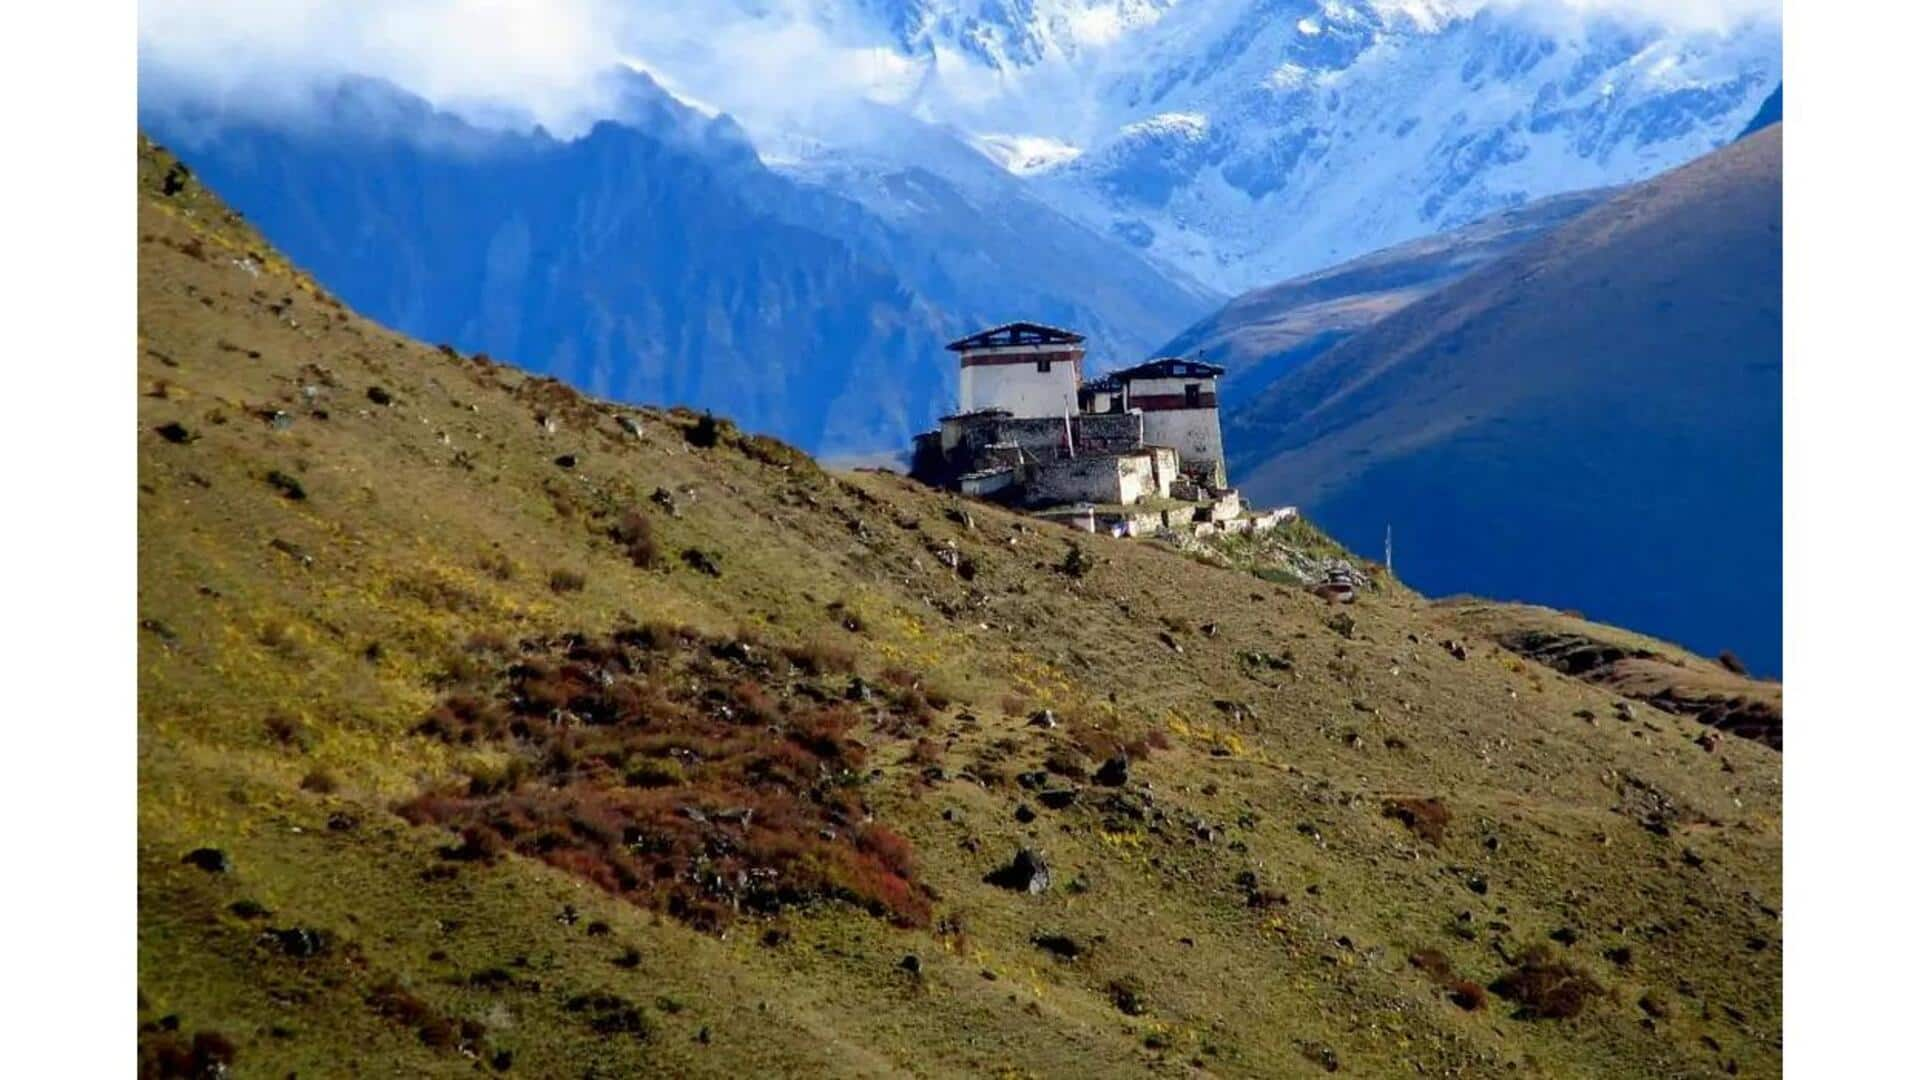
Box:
left=1384, top=797, right=1451, bottom=845
left=401, top=628, right=929, bottom=932
left=1490, top=946, right=1606, bottom=1019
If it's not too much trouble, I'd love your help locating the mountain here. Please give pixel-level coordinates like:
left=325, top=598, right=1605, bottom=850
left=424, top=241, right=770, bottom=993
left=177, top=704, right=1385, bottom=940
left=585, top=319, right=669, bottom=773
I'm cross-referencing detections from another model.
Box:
left=1225, top=125, right=1783, bottom=675
left=138, top=76, right=1213, bottom=456
left=1740, top=83, right=1783, bottom=136
left=138, top=131, right=1780, bottom=1078
left=1160, top=185, right=1614, bottom=408
left=630, top=2, right=1781, bottom=295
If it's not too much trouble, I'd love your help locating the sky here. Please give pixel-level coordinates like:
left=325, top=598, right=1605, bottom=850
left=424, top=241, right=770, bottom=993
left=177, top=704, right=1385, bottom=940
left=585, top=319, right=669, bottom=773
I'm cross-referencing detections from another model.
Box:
left=138, top=1, right=1783, bottom=138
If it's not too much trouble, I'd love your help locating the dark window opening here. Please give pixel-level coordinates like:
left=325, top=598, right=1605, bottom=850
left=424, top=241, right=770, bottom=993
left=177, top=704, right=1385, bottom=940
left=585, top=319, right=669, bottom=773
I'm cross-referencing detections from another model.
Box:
left=1184, top=383, right=1201, bottom=407
left=1037, top=359, right=1052, bottom=373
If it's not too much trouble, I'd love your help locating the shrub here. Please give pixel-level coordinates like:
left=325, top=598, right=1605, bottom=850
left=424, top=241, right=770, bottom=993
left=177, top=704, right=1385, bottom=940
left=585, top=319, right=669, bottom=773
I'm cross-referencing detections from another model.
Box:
left=549, top=569, right=587, bottom=594
left=1057, top=543, right=1094, bottom=578
left=1448, top=980, right=1488, bottom=1012
left=300, top=768, right=339, bottom=794
left=1409, top=946, right=1487, bottom=1012
left=141, top=1028, right=237, bottom=1078
left=1717, top=650, right=1750, bottom=676
left=1383, top=797, right=1451, bottom=845
left=400, top=628, right=932, bottom=931
left=611, top=510, right=660, bottom=569
left=1490, top=946, right=1606, bottom=1019
left=784, top=638, right=856, bottom=676
left=907, top=738, right=943, bottom=767
left=686, top=412, right=722, bottom=449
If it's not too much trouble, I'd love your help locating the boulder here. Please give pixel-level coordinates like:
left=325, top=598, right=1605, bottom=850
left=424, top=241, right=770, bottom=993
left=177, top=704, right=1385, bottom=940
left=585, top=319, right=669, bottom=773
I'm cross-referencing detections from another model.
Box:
left=984, top=848, right=1051, bottom=894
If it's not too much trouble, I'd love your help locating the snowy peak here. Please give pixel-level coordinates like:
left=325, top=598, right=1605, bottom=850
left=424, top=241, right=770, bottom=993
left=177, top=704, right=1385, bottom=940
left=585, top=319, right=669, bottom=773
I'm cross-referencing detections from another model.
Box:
left=630, top=2, right=1778, bottom=294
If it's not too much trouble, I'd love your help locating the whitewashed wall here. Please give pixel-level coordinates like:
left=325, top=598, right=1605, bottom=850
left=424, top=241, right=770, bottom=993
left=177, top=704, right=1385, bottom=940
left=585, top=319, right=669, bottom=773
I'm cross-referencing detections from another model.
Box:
left=960, top=347, right=1083, bottom=419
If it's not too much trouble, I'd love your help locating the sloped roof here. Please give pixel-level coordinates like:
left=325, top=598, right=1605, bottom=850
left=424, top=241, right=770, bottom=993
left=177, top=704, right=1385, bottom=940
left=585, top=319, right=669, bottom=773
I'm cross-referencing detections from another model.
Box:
left=1109, top=357, right=1227, bottom=381
left=945, top=321, right=1086, bottom=352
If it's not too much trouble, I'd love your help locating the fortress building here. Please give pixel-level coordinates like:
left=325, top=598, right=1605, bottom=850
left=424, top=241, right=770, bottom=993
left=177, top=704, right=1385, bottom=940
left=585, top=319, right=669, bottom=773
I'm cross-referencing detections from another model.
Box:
left=912, top=321, right=1285, bottom=538
left=950, top=321, right=1086, bottom=418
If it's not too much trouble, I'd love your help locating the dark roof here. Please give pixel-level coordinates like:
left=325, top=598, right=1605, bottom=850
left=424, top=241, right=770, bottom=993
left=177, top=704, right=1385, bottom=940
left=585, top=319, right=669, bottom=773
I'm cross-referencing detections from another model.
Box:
left=1109, top=357, right=1227, bottom=381
left=945, top=321, right=1086, bottom=352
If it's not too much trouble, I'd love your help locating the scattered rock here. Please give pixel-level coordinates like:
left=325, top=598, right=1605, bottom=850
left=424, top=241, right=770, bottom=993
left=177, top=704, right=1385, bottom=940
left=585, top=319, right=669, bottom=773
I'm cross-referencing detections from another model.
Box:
left=616, top=415, right=643, bottom=438
left=270, top=537, right=313, bottom=568
left=1032, top=933, right=1083, bottom=960
left=366, top=386, right=393, bottom=406
left=1093, top=754, right=1130, bottom=788
left=264, top=926, right=329, bottom=959
left=1302, top=1042, right=1340, bottom=1073
left=554, top=454, right=578, bottom=469
left=984, top=848, right=1051, bottom=894
left=183, top=847, right=231, bottom=873
left=155, top=421, right=196, bottom=444
left=265, top=470, right=306, bottom=501
left=1014, top=804, right=1037, bottom=824
left=1027, top=709, right=1058, bottom=729
left=1037, top=788, right=1079, bottom=810
left=1107, top=976, right=1148, bottom=1016
left=680, top=549, right=721, bottom=577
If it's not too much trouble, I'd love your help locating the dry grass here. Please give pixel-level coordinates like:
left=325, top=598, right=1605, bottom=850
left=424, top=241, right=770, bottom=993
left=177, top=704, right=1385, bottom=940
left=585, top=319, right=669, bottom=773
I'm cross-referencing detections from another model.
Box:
left=134, top=133, right=1783, bottom=1079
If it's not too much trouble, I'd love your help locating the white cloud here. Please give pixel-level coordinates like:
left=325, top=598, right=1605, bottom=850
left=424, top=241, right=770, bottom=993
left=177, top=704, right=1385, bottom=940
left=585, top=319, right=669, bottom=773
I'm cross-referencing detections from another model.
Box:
left=1480, top=0, right=1781, bottom=34
left=139, top=0, right=639, bottom=135
left=139, top=1, right=1782, bottom=138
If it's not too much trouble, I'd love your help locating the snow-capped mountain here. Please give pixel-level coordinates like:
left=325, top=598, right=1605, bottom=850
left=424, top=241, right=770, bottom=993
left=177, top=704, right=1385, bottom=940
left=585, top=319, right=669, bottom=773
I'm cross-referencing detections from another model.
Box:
left=630, top=1, right=1781, bottom=294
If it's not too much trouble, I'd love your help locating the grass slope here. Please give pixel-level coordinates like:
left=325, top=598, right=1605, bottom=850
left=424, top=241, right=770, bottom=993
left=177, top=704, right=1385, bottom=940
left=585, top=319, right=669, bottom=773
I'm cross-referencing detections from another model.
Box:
left=138, top=135, right=1781, bottom=1078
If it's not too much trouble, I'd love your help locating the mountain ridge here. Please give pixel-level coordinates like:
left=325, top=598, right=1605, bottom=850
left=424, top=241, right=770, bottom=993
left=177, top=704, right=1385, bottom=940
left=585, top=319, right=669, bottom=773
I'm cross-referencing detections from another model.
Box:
left=1225, top=124, right=1783, bottom=674
left=140, top=74, right=1212, bottom=455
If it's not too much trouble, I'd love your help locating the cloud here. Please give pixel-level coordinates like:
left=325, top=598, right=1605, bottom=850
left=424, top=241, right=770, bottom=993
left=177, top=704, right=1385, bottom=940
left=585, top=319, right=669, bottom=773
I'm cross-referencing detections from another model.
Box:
left=139, top=0, right=639, bottom=135
left=139, top=1, right=1782, bottom=138
left=1480, top=0, right=1781, bottom=34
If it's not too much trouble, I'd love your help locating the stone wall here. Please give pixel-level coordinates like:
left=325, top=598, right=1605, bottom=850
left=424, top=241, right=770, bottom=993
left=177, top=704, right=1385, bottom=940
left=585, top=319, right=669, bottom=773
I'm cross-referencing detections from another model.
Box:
left=1026, top=452, right=1155, bottom=507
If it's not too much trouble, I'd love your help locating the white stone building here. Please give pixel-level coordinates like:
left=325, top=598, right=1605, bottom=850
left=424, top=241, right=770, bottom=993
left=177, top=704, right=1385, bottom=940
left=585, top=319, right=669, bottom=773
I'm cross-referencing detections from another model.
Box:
left=1102, top=358, right=1228, bottom=486
left=949, top=322, right=1086, bottom=419
left=913, top=322, right=1248, bottom=532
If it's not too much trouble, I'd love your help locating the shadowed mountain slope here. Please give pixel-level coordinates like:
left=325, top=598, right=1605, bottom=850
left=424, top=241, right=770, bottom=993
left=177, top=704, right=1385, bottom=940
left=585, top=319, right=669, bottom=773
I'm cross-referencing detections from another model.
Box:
left=1161, top=187, right=1615, bottom=408
left=137, top=134, right=1779, bottom=1078
left=1227, top=126, right=1783, bottom=676
left=139, top=77, right=1212, bottom=457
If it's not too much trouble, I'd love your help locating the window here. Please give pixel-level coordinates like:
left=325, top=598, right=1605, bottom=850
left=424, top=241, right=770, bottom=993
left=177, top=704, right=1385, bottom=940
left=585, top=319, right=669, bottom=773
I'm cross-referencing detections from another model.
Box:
left=1184, top=383, right=1201, bottom=407
left=1037, top=359, right=1052, bottom=373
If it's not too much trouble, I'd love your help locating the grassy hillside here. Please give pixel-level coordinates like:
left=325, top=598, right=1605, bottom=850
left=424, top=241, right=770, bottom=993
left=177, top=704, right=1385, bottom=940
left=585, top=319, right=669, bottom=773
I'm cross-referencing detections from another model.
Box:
left=137, top=135, right=1781, bottom=1078
left=1225, top=127, right=1783, bottom=676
